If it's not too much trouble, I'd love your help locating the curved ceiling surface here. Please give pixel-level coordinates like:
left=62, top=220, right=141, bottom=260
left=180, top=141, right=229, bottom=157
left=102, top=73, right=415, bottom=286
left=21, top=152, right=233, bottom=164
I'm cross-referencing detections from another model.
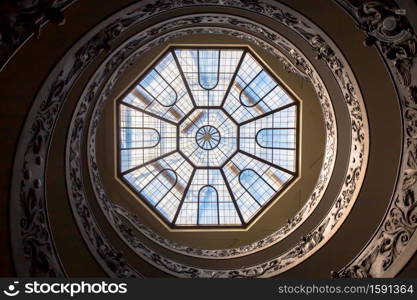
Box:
left=3, top=0, right=416, bottom=279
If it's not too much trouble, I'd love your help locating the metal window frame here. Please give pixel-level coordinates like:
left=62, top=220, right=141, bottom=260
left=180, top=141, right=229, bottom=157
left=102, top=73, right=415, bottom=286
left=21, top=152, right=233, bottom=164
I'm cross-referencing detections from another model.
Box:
left=141, top=168, right=178, bottom=207
left=238, top=168, right=277, bottom=207
left=139, top=58, right=179, bottom=107
left=197, top=185, right=219, bottom=225
left=239, top=70, right=278, bottom=107
left=255, top=128, right=296, bottom=150
left=197, top=49, right=221, bottom=90
left=120, top=127, right=161, bottom=150
left=115, top=45, right=301, bottom=230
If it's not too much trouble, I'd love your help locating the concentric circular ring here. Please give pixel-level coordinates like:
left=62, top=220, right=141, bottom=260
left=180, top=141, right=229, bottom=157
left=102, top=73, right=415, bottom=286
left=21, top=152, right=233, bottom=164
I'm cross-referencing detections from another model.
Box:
left=9, top=0, right=373, bottom=278
left=195, top=125, right=221, bottom=150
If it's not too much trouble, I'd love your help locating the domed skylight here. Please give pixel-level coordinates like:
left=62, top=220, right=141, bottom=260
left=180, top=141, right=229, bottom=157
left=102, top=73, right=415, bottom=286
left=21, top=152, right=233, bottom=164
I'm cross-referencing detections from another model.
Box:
left=117, top=46, right=299, bottom=228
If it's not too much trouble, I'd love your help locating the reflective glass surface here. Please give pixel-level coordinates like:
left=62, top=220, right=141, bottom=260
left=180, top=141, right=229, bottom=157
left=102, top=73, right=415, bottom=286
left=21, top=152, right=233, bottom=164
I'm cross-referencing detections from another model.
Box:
left=118, top=47, right=298, bottom=227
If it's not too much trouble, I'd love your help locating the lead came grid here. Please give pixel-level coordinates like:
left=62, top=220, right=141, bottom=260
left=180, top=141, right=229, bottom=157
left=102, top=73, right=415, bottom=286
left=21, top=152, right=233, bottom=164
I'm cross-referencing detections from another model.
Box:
left=175, top=169, right=240, bottom=225
left=179, top=109, right=237, bottom=167
left=240, top=106, right=297, bottom=172
left=175, top=49, right=243, bottom=106
left=123, top=153, right=193, bottom=222
left=122, top=53, right=194, bottom=123
left=222, top=152, right=293, bottom=222
left=118, top=47, right=299, bottom=227
left=120, top=105, right=176, bottom=172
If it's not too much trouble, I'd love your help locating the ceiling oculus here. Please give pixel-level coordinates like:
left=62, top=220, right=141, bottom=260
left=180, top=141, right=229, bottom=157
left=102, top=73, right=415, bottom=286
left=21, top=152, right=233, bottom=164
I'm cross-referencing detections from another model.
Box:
left=117, top=46, right=299, bottom=228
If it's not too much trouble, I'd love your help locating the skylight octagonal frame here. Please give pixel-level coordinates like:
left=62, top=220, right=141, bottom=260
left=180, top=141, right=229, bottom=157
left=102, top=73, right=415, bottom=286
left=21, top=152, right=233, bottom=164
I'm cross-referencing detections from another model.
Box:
left=116, top=45, right=300, bottom=230
left=178, top=108, right=238, bottom=168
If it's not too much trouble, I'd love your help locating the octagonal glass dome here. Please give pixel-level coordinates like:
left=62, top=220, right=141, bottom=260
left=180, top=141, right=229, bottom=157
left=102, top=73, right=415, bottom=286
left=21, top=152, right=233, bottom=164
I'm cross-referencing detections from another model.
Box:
left=117, top=46, right=299, bottom=228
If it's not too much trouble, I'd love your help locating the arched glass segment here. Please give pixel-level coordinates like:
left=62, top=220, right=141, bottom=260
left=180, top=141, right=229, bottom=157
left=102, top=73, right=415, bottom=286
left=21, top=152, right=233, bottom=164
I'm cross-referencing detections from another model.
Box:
left=119, top=105, right=176, bottom=172
left=223, top=53, right=295, bottom=123
left=118, top=46, right=299, bottom=228
left=198, top=50, right=219, bottom=90
left=121, top=128, right=160, bottom=149
left=122, top=52, right=194, bottom=123
left=123, top=153, right=193, bottom=222
left=198, top=186, right=219, bottom=225
left=223, top=152, right=293, bottom=222
left=239, top=169, right=275, bottom=206
left=239, top=71, right=277, bottom=107
left=141, top=169, right=177, bottom=206
left=256, top=128, right=296, bottom=149
left=240, top=105, right=297, bottom=172
left=175, top=48, right=244, bottom=106
left=141, top=70, right=177, bottom=107
left=175, top=169, right=241, bottom=226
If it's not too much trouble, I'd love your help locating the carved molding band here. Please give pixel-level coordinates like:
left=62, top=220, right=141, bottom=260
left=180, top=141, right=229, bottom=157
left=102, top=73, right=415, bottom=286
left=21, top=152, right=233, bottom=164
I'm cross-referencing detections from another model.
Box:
left=67, top=2, right=367, bottom=277
left=85, top=15, right=336, bottom=260
left=0, top=0, right=75, bottom=71
left=334, top=0, right=417, bottom=278
left=10, top=0, right=369, bottom=277
left=84, top=20, right=337, bottom=259
left=9, top=1, right=145, bottom=277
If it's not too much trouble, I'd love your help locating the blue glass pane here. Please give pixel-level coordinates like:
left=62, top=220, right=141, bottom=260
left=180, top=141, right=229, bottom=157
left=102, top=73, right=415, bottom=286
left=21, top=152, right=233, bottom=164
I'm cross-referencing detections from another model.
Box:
left=141, top=170, right=177, bottom=205
left=198, top=50, right=219, bottom=90
left=140, top=70, right=177, bottom=106
left=198, top=186, right=218, bottom=224
left=125, top=107, right=131, bottom=147
left=256, top=128, right=296, bottom=149
left=240, top=71, right=276, bottom=107
left=239, top=169, right=275, bottom=205
left=121, top=128, right=160, bottom=149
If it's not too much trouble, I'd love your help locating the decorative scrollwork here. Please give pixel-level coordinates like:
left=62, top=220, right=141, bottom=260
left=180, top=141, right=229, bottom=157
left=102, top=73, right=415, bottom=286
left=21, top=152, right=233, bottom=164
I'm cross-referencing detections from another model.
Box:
left=11, top=0, right=369, bottom=278
left=73, top=5, right=366, bottom=276
left=0, top=0, right=72, bottom=70
left=84, top=18, right=335, bottom=260
left=335, top=0, right=417, bottom=278
left=80, top=19, right=337, bottom=265
left=10, top=5, right=143, bottom=277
